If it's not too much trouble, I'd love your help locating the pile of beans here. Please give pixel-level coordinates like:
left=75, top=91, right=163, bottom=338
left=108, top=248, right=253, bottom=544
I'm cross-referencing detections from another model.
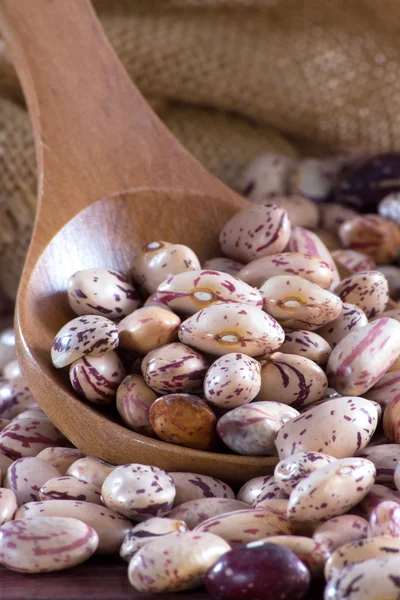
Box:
left=3, top=151, right=400, bottom=598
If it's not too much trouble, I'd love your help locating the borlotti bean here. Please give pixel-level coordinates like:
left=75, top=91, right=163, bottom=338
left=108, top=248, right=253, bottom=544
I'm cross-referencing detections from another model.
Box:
left=116, top=374, right=157, bottom=436
left=326, top=318, right=400, bottom=396
left=131, top=241, right=201, bottom=295
left=333, top=270, right=389, bottom=318
left=377, top=265, right=400, bottom=299
left=238, top=153, right=295, bottom=202
left=0, top=489, right=17, bottom=525
left=357, top=444, right=400, bottom=488
left=128, top=531, right=230, bottom=593
left=168, top=498, right=248, bottom=530
left=141, top=342, right=208, bottom=395
left=274, top=451, right=336, bottom=495
left=39, top=476, right=102, bottom=504
left=69, top=350, right=125, bottom=404
left=236, top=475, right=274, bottom=506
left=15, top=500, right=131, bottom=554
left=272, top=195, right=320, bottom=228
left=286, top=226, right=340, bottom=285
left=178, top=302, right=285, bottom=357
left=219, top=203, right=291, bottom=263
left=0, top=329, right=17, bottom=372
left=236, top=252, right=334, bottom=290
left=0, top=418, right=66, bottom=460
left=331, top=248, right=377, bottom=273
left=101, top=464, right=175, bottom=520
left=156, top=269, right=262, bottom=315
left=368, top=500, right=400, bottom=537
left=2, top=360, right=21, bottom=380
left=68, top=268, right=139, bottom=319
left=275, top=397, right=379, bottom=460
left=203, top=353, right=261, bottom=409
left=339, top=214, right=400, bottom=263
left=383, top=395, right=400, bottom=443
left=290, top=158, right=336, bottom=202
left=278, top=330, right=332, bottom=365
left=316, top=302, right=368, bottom=349
left=255, top=475, right=288, bottom=503
left=0, top=517, right=99, bottom=573
left=0, top=454, right=13, bottom=482
left=117, top=306, right=180, bottom=354
left=261, top=275, right=342, bottom=331
left=255, top=498, right=289, bottom=513
left=3, top=457, right=61, bottom=506
left=0, top=378, right=38, bottom=419
left=263, top=535, right=330, bottom=579
left=217, top=401, right=299, bottom=456
left=256, top=352, right=328, bottom=408
left=319, top=203, right=358, bottom=235
left=65, top=456, right=115, bottom=488
left=202, top=257, right=244, bottom=276
left=169, top=472, right=234, bottom=506
left=312, top=515, right=369, bottom=552
left=357, top=484, right=400, bottom=520
left=324, top=536, right=400, bottom=581
left=287, top=457, right=376, bottom=522
left=51, top=315, right=119, bottom=369
left=120, top=516, right=188, bottom=562
left=194, top=507, right=293, bottom=547
left=36, top=447, right=85, bottom=475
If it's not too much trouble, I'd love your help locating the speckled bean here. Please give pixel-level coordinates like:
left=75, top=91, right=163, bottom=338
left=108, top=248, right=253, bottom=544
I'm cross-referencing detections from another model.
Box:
left=316, top=302, right=368, bottom=349
left=357, top=484, right=400, bottom=520
left=0, top=418, right=66, bottom=460
left=131, top=241, right=201, bottom=295
left=319, top=203, right=359, bottom=235
left=179, top=303, right=285, bottom=357
left=2, top=360, right=21, bottom=380
left=69, top=350, right=125, bottom=404
left=194, top=507, right=293, bottom=547
left=203, top=353, right=261, bottom=409
left=0, top=454, right=13, bottom=483
left=238, top=153, right=295, bottom=202
left=236, top=475, right=273, bottom=506
left=254, top=498, right=289, bottom=512
left=275, top=397, right=379, bottom=460
left=383, top=394, right=400, bottom=443
left=268, top=195, right=319, bottom=229
left=0, top=488, right=17, bottom=525
left=377, top=265, right=400, bottom=299
left=368, top=500, right=400, bottom=537
left=167, top=498, right=247, bottom=530
left=201, top=257, right=244, bottom=276
left=169, top=472, right=234, bottom=506
left=116, top=374, right=157, bottom=437
left=0, top=377, right=37, bottom=419
left=286, top=226, right=340, bottom=286
left=357, top=444, right=400, bottom=488
left=0, top=329, right=16, bottom=372
left=370, top=307, right=400, bottom=323
left=15, top=500, right=131, bottom=554
left=128, top=531, right=230, bottom=593
left=101, top=463, right=175, bottom=520
left=261, top=275, right=342, bottom=331
left=256, top=475, right=288, bottom=503
left=274, top=451, right=336, bottom=495
left=51, top=316, right=119, bottom=369
left=313, top=515, right=369, bottom=551
left=264, top=535, right=330, bottom=579
left=156, top=270, right=262, bottom=315
left=68, top=268, right=139, bottom=319
left=334, top=271, right=389, bottom=318
left=0, top=517, right=99, bottom=573
left=257, top=352, right=327, bottom=408
left=278, top=330, right=332, bottom=365
left=39, top=476, right=102, bottom=504
left=141, top=342, right=208, bottom=394
left=117, top=306, right=180, bottom=354
left=217, top=401, right=299, bottom=456
left=66, top=456, right=115, bottom=488
left=326, top=318, right=400, bottom=395
left=4, top=457, right=61, bottom=506
left=339, top=214, right=400, bottom=264
left=331, top=249, right=376, bottom=273
left=36, top=447, right=85, bottom=476
left=120, top=516, right=188, bottom=562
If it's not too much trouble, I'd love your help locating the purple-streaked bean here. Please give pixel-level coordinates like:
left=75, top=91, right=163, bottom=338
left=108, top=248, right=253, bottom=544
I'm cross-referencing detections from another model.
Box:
left=120, top=516, right=188, bottom=562
left=217, top=401, right=299, bottom=456
left=278, top=330, right=332, bottom=365
left=331, top=249, right=376, bottom=273
left=256, top=475, right=288, bottom=503
left=313, top=515, right=369, bottom=552
left=0, top=517, right=99, bottom=573
left=68, top=268, right=139, bottom=320
left=141, top=342, right=208, bottom=394
left=325, top=536, right=400, bottom=581
left=317, top=302, right=368, bottom=349
left=2, top=360, right=21, bottom=380
left=274, top=451, right=336, bottom=496
left=128, top=531, right=230, bottom=593
left=39, top=476, right=102, bottom=504
left=156, top=270, right=262, bottom=316
left=357, top=444, right=400, bottom=488
left=368, top=500, right=400, bottom=537
left=116, top=374, right=156, bottom=437
left=238, top=153, right=295, bottom=202
left=219, top=203, right=291, bottom=263
left=261, top=275, right=342, bottom=331
left=383, top=393, right=400, bottom=442
left=101, top=464, right=175, bottom=520
left=357, top=484, right=400, bottom=520
left=325, top=556, right=400, bottom=600
left=334, top=271, right=389, bottom=319
left=117, top=306, right=180, bottom=354
left=143, top=293, right=175, bottom=311
left=264, top=535, right=330, bottom=579
left=268, top=195, right=319, bottom=229
left=237, top=252, right=334, bottom=290
left=15, top=500, right=132, bottom=554
left=203, top=353, right=261, bottom=409
left=319, top=203, right=359, bottom=236
left=0, top=377, right=37, bottom=419
left=205, top=542, right=310, bottom=600
left=379, top=190, right=400, bottom=224
left=339, top=214, right=400, bottom=264
left=36, top=447, right=85, bottom=476
left=0, top=488, right=16, bottom=525
left=66, top=457, right=115, bottom=488
left=201, top=257, right=244, bottom=276
left=167, top=498, right=248, bottom=530
left=0, top=418, right=66, bottom=460
left=194, top=508, right=293, bottom=547
left=236, top=475, right=273, bottom=506
left=179, top=303, right=285, bottom=357
left=169, top=472, right=234, bottom=506
left=286, top=227, right=340, bottom=287
left=3, top=457, right=60, bottom=506
left=51, top=315, right=119, bottom=369
left=0, top=329, right=16, bottom=372
left=377, top=265, right=400, bottom=299
left=326, top=318, right=400, bottom=395
left=69, top=350, right=125, bottom=404
left=256, top=352, right=327, bottom=408
left=275, top=397, right=379, bottom=460
left=131, top=241, right=201, bottom=295
left=255, top=498, right=289, bottom=513
left=288, top=458, right=375, bottom=522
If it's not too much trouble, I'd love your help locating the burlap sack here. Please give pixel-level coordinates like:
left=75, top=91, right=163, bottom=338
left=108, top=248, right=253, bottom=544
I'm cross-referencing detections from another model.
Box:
left=0, top=0, right=398, bottom=298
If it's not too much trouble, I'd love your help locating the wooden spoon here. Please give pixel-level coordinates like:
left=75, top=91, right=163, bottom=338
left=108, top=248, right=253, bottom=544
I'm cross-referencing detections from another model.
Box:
left=0, top=0, right=278, bottom=484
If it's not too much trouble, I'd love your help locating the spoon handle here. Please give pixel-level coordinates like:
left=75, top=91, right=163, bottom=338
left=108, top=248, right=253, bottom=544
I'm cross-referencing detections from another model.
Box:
left=0, top=0, right=239, bottom=238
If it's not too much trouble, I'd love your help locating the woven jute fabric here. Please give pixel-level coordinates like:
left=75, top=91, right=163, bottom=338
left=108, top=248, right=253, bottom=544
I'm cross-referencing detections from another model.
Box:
left=0, top=0, right=398, bottom=298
